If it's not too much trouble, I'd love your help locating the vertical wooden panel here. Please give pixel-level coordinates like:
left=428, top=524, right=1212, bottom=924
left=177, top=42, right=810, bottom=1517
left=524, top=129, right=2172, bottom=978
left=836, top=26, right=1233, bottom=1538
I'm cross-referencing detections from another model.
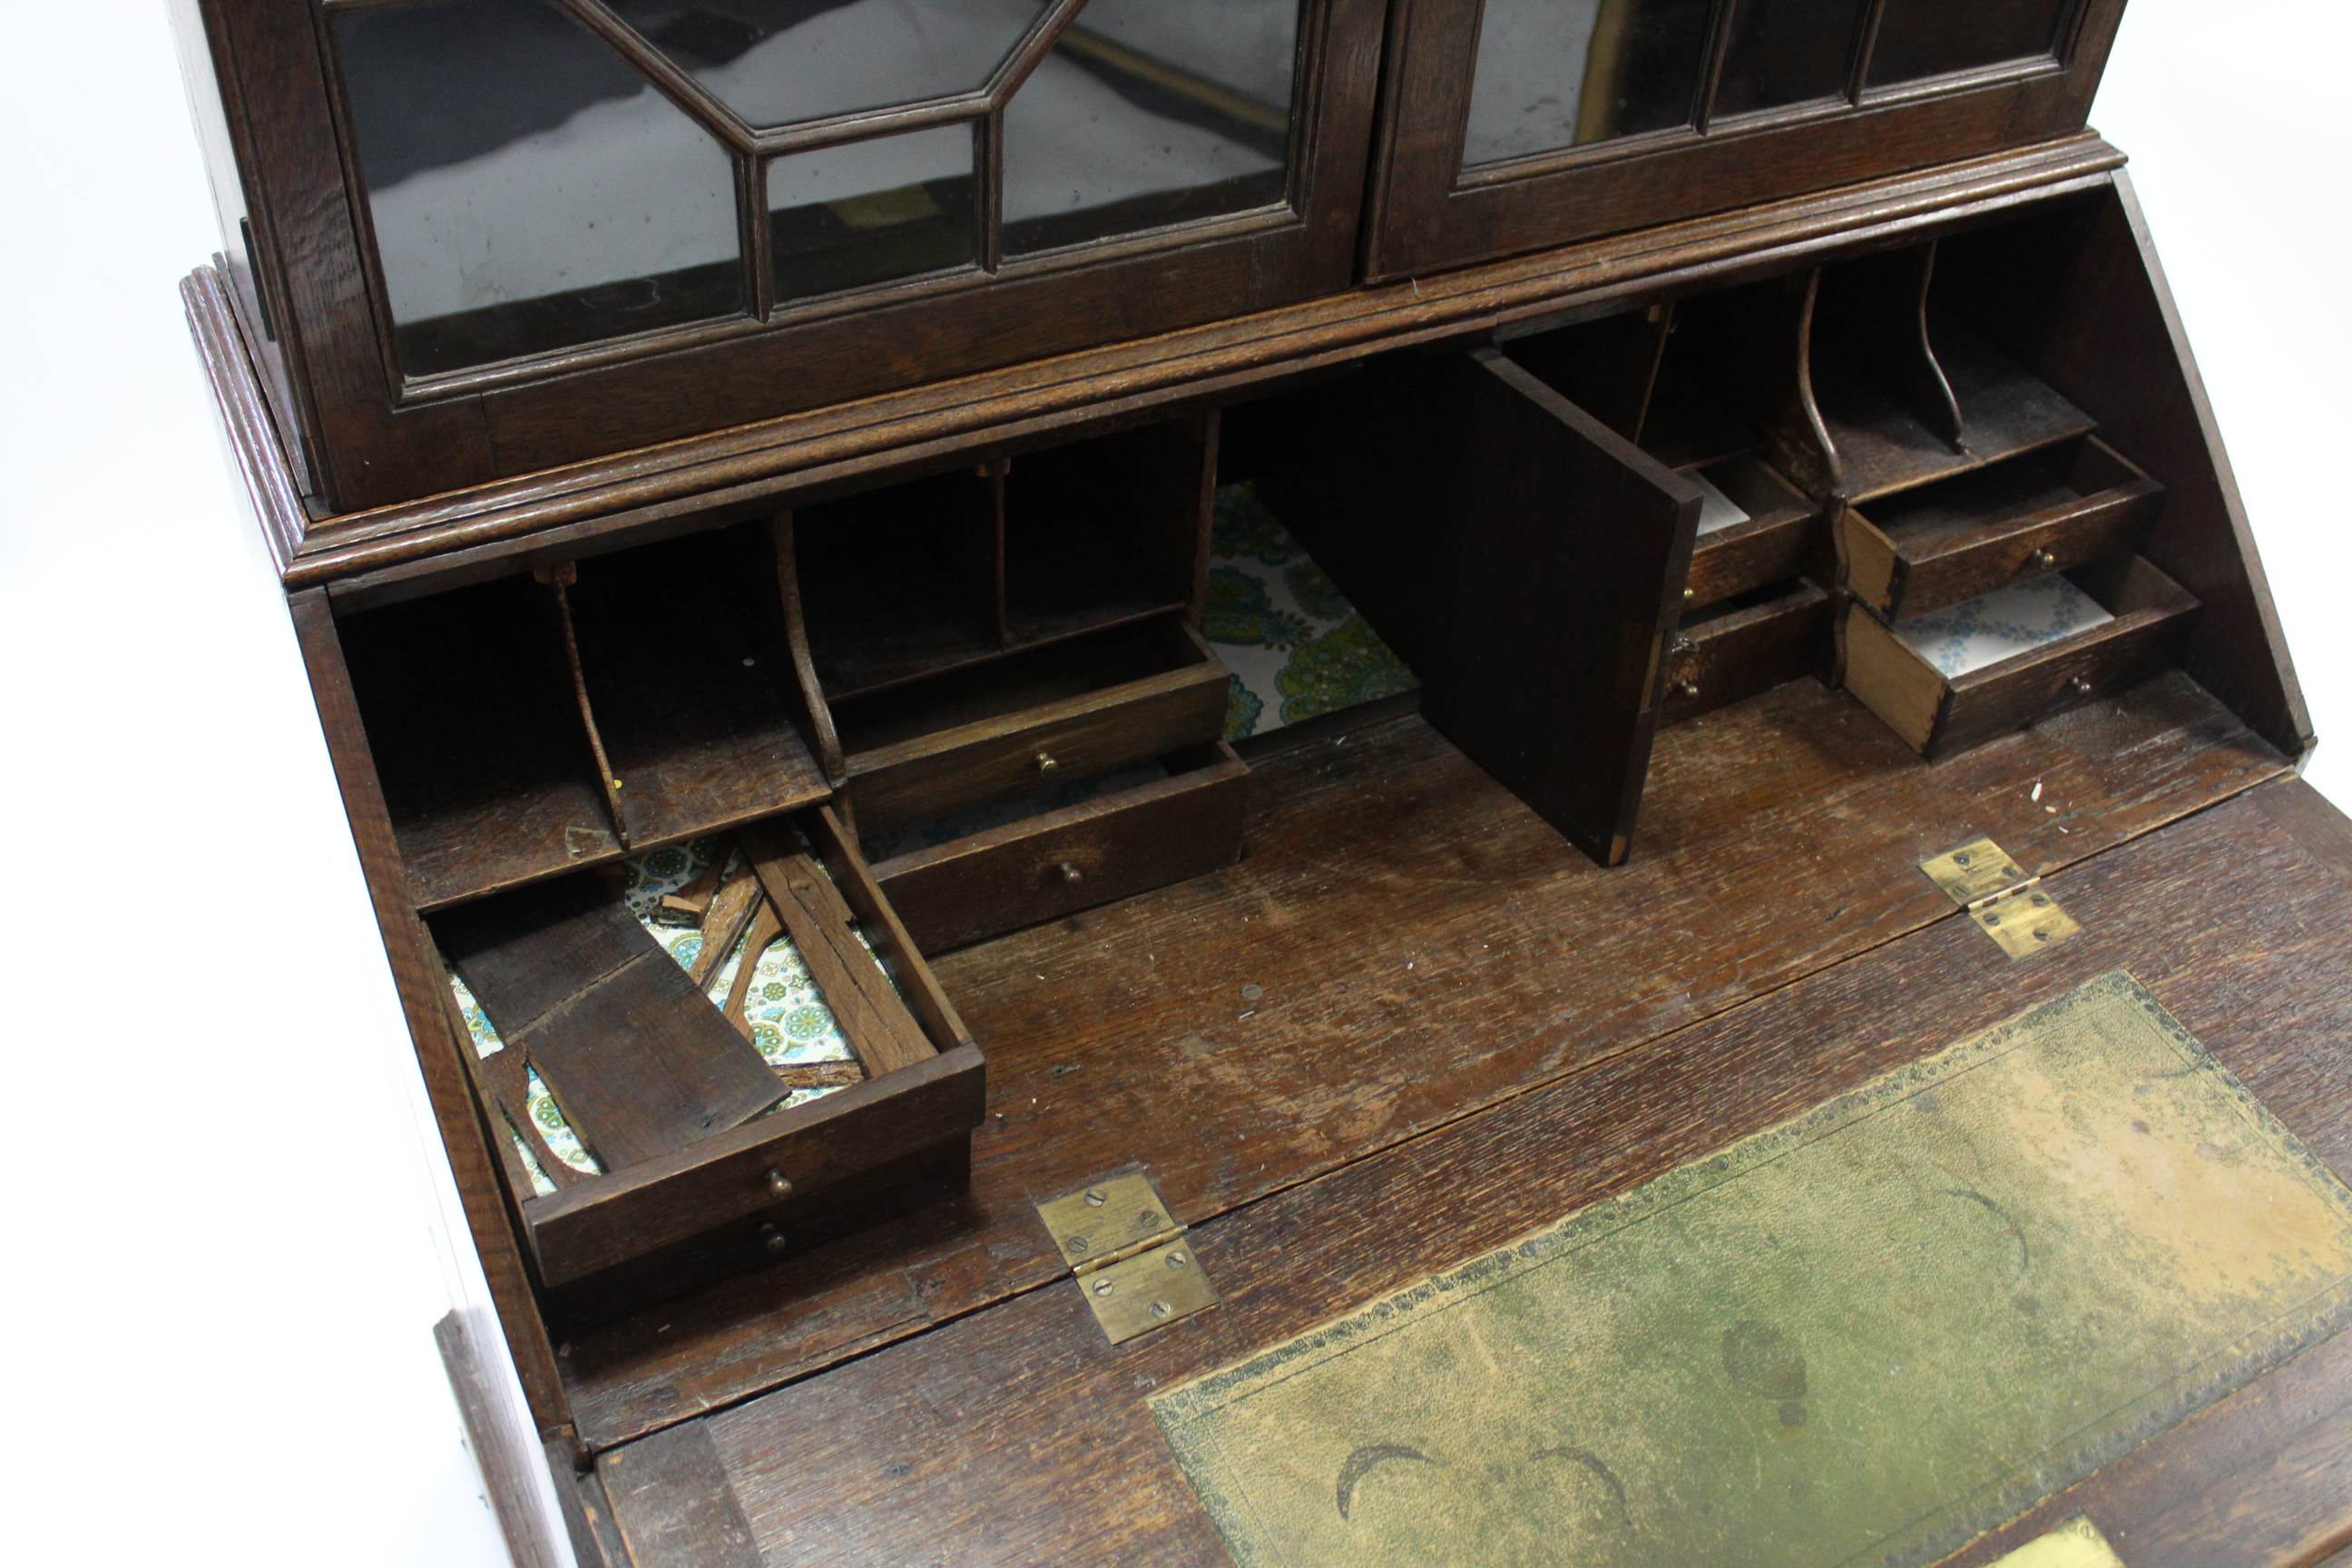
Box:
left=1420, top=349, right=1702, bottom=866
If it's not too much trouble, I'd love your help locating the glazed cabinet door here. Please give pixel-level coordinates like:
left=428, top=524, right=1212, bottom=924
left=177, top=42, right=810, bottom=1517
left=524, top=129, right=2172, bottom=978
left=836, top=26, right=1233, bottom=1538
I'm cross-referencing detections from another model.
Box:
left=1364, top=0, right=2127, bottom=279
left=188, top=0, right=1387, bottom=511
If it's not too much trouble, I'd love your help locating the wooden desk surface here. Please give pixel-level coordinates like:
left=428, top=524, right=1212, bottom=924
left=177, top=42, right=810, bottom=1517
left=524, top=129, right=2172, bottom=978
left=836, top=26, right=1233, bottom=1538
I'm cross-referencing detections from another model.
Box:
left=535, top=668, right=2352, bottom=1563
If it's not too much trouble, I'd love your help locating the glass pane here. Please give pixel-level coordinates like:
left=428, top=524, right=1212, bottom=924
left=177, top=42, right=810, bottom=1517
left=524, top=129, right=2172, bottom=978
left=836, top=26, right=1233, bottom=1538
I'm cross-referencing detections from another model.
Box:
left=1002, top=0, right=1298, bottom=256
left=1713, top=0, right=1869, bottom=117
left=768, top=125, right=980, bottom=302
left=1867, top=0, right=2075, bottom=87
left=1464, top=0, right=1712, bottom=168
left=333, top=0, right=744, bottom=377
left=607, top=0, right=1052, bottom=127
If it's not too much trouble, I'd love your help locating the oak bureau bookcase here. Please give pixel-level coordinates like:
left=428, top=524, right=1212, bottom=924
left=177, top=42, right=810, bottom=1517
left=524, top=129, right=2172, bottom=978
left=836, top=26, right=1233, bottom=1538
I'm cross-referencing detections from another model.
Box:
left=175, top=1, right=2351, bottom=1563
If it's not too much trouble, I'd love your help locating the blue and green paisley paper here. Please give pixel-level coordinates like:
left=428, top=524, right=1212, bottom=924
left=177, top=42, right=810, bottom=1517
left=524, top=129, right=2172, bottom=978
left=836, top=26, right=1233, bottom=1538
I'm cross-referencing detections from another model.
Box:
left=450, top=834, right=870, bottom=1194
left=1207, top=484, right=1418, bottom=740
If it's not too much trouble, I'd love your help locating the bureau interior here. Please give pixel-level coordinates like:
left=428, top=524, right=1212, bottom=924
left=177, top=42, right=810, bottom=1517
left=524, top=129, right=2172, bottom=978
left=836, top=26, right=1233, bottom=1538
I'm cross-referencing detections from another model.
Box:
left=1221, top=187, right=2274, bottom=864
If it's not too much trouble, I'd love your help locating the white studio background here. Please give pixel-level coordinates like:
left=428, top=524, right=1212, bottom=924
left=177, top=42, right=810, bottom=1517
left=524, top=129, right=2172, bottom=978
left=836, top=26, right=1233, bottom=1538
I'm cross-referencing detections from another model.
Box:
left=0, top=5, right=2342, bottom=1565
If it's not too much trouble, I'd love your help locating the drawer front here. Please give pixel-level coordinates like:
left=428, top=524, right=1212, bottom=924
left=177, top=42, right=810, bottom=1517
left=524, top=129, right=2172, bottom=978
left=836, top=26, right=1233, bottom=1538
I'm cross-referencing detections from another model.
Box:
left=525, top=1042, right=986, bottom=1298
left=1933, top=600, right=2200, bottom=759
left=847, top=648, right=1231, bottom=833
left=1663, top=583, right=1835, bottom=726
left=873, top=745, right=1250, bottom=953
left=1845, top=473, right=2165, bottom=622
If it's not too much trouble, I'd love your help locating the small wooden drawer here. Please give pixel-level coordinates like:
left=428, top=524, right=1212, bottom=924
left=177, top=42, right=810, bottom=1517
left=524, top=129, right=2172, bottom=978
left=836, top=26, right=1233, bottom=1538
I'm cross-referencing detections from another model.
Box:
left=1662, top=580, right=1835, bottom=726
left=869, top=742, right=1250, bottom=953
left=434, top=804, right=983, bottom=1327
left=1686, top=456, right=1825, bottom=610
left=1843, top=554, right=2200, bottom=760
left=836, top=617, right=1231, bottom=833
left=1841, top=437, right=2164, bottom=622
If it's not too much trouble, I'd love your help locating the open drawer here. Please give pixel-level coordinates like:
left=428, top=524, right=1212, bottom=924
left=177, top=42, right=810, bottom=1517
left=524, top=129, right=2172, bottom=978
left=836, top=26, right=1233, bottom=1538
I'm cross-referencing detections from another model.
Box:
left=1840, top=437, right=2165, bottom=622
left=430, top=803, right=980, bottom=1327
left=1663, top=580, right=1835, bottom=727
left=833, top=617, right=1232, bottom=833
left=1844, top=554, right=2201, bottom=760
left=867, top=741, right=1250, bottom=953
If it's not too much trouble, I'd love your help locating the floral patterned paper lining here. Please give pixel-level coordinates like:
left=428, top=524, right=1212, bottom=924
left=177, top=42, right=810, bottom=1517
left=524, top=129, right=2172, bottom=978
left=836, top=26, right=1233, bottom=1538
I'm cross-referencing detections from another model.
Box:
left=1896, top=574, right=2115, bottom=678
left=452, top=834, right=868, bottom=1196
left=1206, top=484, right=1419, bottom=740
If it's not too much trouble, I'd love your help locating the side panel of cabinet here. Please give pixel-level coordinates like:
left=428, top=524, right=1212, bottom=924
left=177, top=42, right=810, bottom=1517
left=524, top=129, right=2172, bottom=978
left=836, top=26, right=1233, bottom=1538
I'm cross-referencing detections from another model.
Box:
left=1364, top=0, right=2127, bottom=281
left=1928, top=179, right=2312, bottom=760
left=1421, top=348, right=1701, bottom=866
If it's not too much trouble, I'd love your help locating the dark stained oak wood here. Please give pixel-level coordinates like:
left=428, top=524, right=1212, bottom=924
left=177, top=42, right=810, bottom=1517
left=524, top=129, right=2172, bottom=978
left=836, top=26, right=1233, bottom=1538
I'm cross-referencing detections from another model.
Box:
left=338, top=574, right=626, bottom=912
left=1844, top=554, right=2203, bottom=760
left=181, top=0, right=1387, bottom=514
left=740, top=823, right=935, bottom=1079
left=1842, top=436, right=2163, bottom=621
left=666, top=779, right=2352, bottom=1566
left=838, top=619, right=1230, bottom=834
left=1932, top=173, right=2315, bottom=760
left=1362, top=0, right=2125, bottom=282
left=233, top=137, right=2125, bottom=596
left=284, top=591, right=576, bottom=1444
left=1662, top=579, right=1835, bottom=727
left=432, top=875, right=787, bottom=1173
left=564, top=535, right=830, bottom=849
left=555, top=671, right=2289, bottom=1448
left=597, top=1419, right=763, bottom=1568
left=1421, top=348, right=1700, bottom=866
left=1683, top=453, right=1826, bottom=608
left=873, top=742, right=1251, bottom=954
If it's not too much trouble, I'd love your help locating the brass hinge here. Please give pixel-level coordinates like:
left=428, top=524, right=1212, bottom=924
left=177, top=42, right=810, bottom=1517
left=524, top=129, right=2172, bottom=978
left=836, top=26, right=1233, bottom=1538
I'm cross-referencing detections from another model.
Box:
left=1918, top=837, right=2081, bottom=959
left=1034, top=1170, right=1218, bottom=1345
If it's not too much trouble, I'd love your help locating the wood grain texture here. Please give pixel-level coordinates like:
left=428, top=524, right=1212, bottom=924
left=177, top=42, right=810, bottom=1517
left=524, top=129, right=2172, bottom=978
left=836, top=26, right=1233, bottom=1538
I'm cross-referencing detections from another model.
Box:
left=873, top=742, right=1251, bottom=954
left=285, top=591, right=575, bottom=1441
left=1661, top=580, right=1834, bottom=727
left=524, top=1038, right=984, bottom=1295
left=598, top=1419, right=763, bottom=1568
left=436, top=1312, right=568, bottom=1568
left=740, top=823, right=935, bottom=1077
left=675, top=779, right=2352, bottom=1566
left=433, top=875, right=786, bottom=1172
left=1932, top=175, right=2313, bottom=759
left=270, top=138, right=2127, bottom=597
left=557, top=671, right=2287, bottom=1448
left=1362, top=0, right=2124, bottom=281
left=1420, top=348, right=1700, bottom=866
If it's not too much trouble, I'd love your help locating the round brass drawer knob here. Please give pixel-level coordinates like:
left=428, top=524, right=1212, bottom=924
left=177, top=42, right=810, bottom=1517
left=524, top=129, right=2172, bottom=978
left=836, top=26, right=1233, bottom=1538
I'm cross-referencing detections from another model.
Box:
left=1056, top=862, right=1083, bottom=886
left=1035, top=751, right=1059, bottom=777
left=766, top=1168, right=793, bottom=1199
left=2068, top=675, right=2094, bottom=696
left=2028, top=547, right=2056, bottom=570
left=759, top=1222, right=788, bottom=1256
left=1676, top=680, right=1701, bottom=699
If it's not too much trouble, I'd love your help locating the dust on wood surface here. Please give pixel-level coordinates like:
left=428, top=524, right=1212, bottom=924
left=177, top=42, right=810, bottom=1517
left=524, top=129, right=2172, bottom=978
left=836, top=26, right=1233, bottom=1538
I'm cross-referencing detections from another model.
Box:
left=1150, top=972, right=2352, bottom=1568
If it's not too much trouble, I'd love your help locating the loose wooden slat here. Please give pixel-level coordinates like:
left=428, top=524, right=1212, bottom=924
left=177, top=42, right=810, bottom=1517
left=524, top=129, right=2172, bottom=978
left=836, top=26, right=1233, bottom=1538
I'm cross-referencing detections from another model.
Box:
left=687, top=868, right=762, bottom=991
left=721, top=901, right=783, bottom=1039
left=740, top=823, right=934, bottom=1077
left=435, top=876, right=784, bottom=1171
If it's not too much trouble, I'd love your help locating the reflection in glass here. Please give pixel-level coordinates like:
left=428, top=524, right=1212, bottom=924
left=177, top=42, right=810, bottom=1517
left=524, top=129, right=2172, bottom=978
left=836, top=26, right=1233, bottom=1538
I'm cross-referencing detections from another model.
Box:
left=1712, top=0, right=1868, bottom=118
left=333, top=0, right=743, bottom=377
left=1463, top=0, right=1712, bottom=167
left=1002, top=0, right=1298, bottom=256
left=768, top=125, right=980, bottom=302
left=1867, top=0, right=2075, bottom=87
left=608, top=0, right=1052, bottom=127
